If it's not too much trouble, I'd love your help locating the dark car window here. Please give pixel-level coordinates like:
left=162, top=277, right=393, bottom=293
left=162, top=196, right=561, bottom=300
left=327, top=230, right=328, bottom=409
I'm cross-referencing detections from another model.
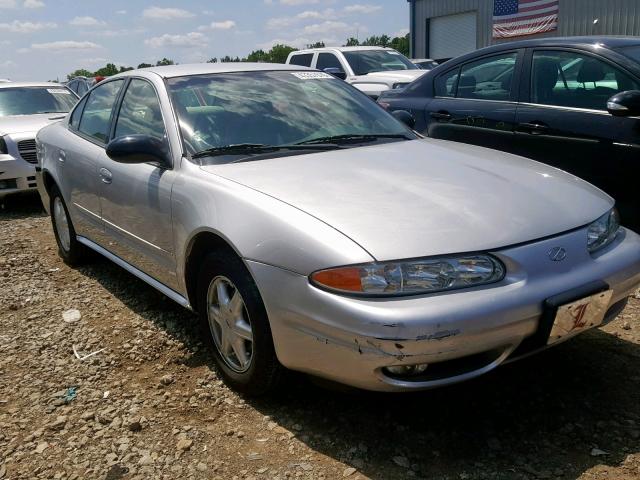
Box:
left=0, top=87, right=77, bottom=116
left=531, top=50, right=640, bottom=111
left=316, top=53, right=343, bottom=71
left=67, top=80, right=78, bottom=94
left=457, top=53, right=517, bottom=101
left=69, top=96, right=88, bottom=129
left=77, top=81, right=89, bottom=96
left=289, top=54, right=313, bottom=67
left=77, top=80, right=124, bottom=143
left=343, top=50, right=417, bottom=75
left=434, top=68, right=460, bottom=97
left=115, top=79, right=166, bottom=140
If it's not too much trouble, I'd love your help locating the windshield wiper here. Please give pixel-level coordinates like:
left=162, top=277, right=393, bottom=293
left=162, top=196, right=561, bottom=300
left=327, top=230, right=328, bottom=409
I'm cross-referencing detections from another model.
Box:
left=191, top=142, right=341, bottom=159
left=295, top=133, right=413, bottom=146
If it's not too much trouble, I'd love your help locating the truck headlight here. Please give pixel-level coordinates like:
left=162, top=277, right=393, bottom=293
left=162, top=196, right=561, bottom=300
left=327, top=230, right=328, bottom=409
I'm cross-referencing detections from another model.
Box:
left=0, top=136, right=7, bottom=154
left=310, top=255, right=505, bottom=296
left=587, top=208, right=620, bottom=253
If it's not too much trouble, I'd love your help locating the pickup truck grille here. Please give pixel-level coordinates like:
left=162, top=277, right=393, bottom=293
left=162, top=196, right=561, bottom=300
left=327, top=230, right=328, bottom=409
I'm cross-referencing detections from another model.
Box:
left=17, top=139, right=38, bottom=164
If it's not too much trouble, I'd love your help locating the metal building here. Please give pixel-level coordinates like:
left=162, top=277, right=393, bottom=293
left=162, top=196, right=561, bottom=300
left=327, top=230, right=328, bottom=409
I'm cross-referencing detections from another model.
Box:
left=408, top=0, right=640, bottom=60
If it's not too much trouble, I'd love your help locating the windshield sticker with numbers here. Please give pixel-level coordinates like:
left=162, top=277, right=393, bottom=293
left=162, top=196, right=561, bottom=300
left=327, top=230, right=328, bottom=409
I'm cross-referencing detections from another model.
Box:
left=291, top=72, right=334, bottom=80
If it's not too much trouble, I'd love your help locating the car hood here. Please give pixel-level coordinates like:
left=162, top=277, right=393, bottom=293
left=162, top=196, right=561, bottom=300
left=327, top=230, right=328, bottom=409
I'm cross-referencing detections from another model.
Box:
left=356, top=69, right=427, bottom=82
left=201, top=139, right=612, bottom=261
left=0, top=114, right=67, bottom=136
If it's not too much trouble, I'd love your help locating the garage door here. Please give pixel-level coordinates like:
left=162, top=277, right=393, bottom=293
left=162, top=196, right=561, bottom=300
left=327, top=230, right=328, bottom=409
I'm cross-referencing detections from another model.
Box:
left=429, top=11, right=477, bottom=60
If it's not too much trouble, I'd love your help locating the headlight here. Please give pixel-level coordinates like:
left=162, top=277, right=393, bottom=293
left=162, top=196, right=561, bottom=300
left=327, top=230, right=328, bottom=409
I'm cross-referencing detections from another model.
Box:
left=310, top=255, right=505, bottom=296
left=0, top=136, right=7, bottom=154
left=587, top=208, right=620, bottom=253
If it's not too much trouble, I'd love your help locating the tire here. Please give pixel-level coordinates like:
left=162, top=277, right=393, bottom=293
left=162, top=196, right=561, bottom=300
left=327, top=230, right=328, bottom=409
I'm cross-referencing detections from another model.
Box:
left=197, top=251, right=283, bottom=395
left=49, top=185, right=89, bottom=266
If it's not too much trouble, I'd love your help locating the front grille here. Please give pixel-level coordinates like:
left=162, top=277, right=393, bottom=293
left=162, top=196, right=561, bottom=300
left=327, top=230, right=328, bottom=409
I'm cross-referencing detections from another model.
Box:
left=17, top=139, right=38, bottom=164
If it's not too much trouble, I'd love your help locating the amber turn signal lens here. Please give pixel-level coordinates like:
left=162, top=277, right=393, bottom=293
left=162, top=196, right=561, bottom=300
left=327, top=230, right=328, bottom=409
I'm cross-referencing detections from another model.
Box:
left=311, top=267, right=363, bottom=292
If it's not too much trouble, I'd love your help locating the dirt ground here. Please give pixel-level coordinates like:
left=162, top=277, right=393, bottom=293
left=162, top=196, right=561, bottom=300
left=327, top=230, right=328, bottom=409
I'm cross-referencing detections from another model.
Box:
left=1, top=194, right=639, bottom=480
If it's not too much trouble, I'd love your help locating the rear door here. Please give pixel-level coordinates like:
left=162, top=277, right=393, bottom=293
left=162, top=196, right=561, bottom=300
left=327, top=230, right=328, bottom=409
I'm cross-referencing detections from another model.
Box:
left=426, top=50, right=523, bottom=153
left=514, top=48, right=640, bottom=230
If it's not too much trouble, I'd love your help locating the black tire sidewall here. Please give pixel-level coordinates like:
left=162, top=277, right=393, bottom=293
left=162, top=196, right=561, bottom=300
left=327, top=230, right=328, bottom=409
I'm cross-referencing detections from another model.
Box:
left=49, top=185, right=85, bottom=265
left=197, top=252, right=282, bottom=395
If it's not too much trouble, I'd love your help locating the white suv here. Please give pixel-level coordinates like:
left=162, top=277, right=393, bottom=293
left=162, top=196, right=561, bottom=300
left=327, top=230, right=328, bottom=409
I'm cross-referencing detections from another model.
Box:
left=286, top=46, right=427, bottom=99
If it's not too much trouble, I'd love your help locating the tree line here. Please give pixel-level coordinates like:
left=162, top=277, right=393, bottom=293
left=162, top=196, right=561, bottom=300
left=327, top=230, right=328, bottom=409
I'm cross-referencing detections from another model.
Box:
left=66, top=33, right=409, bottom=80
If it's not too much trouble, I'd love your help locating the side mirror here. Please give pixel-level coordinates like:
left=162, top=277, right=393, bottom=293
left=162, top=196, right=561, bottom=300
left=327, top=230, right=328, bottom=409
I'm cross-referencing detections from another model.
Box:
left=607, top=90, right=640, bottom=117
left=323, top=67, right=347, bottom=80
left=106, top=135, right=171, bottom=167
left=391, top=110, right=416, bottom=130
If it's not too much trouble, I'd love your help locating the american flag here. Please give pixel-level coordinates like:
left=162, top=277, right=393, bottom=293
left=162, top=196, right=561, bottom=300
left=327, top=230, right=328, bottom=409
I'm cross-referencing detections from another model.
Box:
left=493, top=0, right=559, bottom=39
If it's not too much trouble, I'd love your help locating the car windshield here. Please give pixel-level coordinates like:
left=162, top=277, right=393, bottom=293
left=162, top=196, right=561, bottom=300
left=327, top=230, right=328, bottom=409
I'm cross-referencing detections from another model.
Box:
left=615, top=45, right=640, bottom=63
left=0, top=87, right=77, bottom=116
left=167, top=70, right=414, bottom=163
left=343, top=50, right=418, bottom=75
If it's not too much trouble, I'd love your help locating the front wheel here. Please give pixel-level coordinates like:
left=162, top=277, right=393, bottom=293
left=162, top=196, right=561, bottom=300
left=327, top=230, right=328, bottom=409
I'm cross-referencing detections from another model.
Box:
left=197, top=252, right=283, bottom=395
left=49, top=185, right=89, bottom=266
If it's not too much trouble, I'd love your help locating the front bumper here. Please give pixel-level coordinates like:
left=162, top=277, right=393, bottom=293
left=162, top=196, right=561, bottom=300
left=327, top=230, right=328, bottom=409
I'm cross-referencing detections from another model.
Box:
left=0, top=153, right=37, bottom=199
left=247, top=226, right=640, bottom=392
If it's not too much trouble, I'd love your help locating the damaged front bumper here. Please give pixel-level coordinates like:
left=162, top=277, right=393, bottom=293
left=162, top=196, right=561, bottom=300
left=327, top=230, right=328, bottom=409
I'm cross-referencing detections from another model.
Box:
left=247, top=226, right=640, bottom=392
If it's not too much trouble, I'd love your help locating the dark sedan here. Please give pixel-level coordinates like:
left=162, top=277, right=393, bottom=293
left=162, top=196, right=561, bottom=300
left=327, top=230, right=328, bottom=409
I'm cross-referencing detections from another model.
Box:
left=378, top=37, right=640, bottom=231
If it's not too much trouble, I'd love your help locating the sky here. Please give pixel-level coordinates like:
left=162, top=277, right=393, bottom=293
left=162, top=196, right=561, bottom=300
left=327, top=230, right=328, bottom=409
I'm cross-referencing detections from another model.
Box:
left=0, top=0, right=410, bottom=81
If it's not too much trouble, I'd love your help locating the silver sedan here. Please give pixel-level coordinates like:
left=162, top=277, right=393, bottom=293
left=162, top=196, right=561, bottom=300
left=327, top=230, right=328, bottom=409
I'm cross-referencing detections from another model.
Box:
left=35, top=63, right=640, bottom=394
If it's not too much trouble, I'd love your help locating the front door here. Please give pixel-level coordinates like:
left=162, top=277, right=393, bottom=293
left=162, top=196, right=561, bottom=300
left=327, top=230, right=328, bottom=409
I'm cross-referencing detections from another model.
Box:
left=97, top=78, right=178, bottom=288
left=514, top=48, right=640, bottom=231
left=426, top=51, right=522, bottom=153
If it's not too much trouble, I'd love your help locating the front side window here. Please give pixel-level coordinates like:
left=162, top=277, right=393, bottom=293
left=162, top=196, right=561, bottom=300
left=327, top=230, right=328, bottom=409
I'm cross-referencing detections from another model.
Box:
left=289, top=54, right=313, bottom=67
left=77, top=80, right=124, bottom=143
left=114, top=79, right=166, bottom=140
left=343, top=50, right=417, bottom=75
left=316, top=53, right=343, bottom=71
left=457, top=53, right=517, bottom=101
left=531, top=50, right=640, bottom=110
left=434, top=68, right=460, bottom=97
left=0, top=87, right=78, bottom=116
left=168, top=71, right=414, bottom=162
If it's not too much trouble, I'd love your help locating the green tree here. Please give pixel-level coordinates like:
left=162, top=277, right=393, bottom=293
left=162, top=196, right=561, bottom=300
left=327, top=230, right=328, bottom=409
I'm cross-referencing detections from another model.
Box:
left=206, top=57, right=218, bottom=63
left=306, top=41, right=325, bottom=49
left=156, top=58, right=175, bottom=66
left=344, top=37, right=359, bottom=47
left=246, top=49, right=269, bottom=62
left=67, top=69, right=93, bottom=80
left=137, top=63, right=153, bottom=69
left=268, top=44, right=297, bottom=64
left=94, top=63, right=119, bottom=77
left=118, top=66, right=134, bottom=73
left=390, top=34, right=410, bottom=57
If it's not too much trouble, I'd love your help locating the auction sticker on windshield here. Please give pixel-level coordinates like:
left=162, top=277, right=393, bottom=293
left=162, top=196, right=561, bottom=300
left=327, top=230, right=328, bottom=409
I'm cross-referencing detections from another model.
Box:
left=291, top=72, right=334, bottom=80
left=547, top=290, right=613, bottom=345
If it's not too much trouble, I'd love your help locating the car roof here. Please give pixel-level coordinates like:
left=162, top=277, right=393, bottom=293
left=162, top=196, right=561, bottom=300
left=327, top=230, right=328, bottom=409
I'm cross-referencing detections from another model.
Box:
left=0, top=81, right=66, bottom=89
left=130, top=62, right=313, bottom=79
left=476, top=36, right=640, bottom=54
left=292, top=46, right=394, bottom=54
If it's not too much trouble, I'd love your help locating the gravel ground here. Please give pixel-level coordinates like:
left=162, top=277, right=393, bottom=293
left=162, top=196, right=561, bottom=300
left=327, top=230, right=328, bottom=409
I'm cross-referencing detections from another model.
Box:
left=1, top=194, right=640, bottom=480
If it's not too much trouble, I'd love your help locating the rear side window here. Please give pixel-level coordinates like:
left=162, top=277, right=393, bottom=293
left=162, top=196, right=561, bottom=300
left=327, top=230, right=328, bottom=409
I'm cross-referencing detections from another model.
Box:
left=77, top=80, right=123, bottom=143
left=69, top=96, right=87, bottom=129
left=316, top=53, right=343, bottom=71
left=114, top=79, right=166, bottom=140
left=531, top=50, right=640, bottom=111
left=457, top=53, right=517, bottom=101
left=289, top=54, right=313, bottom=67
left=434, top=68, right=460, bottom=97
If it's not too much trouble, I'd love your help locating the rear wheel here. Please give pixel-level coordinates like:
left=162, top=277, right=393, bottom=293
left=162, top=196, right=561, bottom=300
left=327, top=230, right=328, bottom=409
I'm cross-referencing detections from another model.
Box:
left=49, top=185, right=89, bottom=266
left=197, top=251, right=283, bottom=395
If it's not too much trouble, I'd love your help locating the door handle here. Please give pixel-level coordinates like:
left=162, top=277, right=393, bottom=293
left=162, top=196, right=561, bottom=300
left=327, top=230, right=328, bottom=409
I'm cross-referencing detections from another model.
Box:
left=518, top=122, right=549, bottom=134
left=430, top=111, right=452, bottom=120
left=99, top=167, right=113, bottom=184
left=58, top=150, right=66, bottom=163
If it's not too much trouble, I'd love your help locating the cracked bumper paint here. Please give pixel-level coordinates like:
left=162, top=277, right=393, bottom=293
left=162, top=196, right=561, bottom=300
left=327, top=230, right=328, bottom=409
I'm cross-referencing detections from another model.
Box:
left=246, top=226, right=640, bottom=392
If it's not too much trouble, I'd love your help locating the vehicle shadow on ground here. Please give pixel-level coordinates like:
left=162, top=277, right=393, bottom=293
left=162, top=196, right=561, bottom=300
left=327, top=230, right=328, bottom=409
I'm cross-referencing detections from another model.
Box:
left=0, top=192, right=45, bottom=220
left=76, top=254, right=640, bottom=480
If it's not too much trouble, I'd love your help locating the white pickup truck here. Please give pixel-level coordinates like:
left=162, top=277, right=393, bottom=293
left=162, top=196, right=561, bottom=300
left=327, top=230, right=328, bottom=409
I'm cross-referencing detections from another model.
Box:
left=286, top=46, right=427, bottom=99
